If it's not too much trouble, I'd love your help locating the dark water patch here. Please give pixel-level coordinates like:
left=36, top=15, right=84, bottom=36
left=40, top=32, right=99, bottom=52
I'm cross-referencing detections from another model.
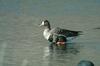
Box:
left=93, top=27, right=100, bottom=30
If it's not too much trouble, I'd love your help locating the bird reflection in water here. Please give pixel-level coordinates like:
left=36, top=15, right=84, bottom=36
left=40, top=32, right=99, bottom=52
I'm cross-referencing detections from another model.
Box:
left=49, top=42, right=80, bottom=55
left=43, top=42, right=80, bottom=66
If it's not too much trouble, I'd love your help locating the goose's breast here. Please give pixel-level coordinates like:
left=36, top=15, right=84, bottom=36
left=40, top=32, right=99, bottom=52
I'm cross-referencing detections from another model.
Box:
left=43, top=30, right=51, bottom=40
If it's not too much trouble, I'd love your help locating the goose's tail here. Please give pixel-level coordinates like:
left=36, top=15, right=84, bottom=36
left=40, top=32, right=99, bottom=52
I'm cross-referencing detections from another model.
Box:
left=78, top=31, right=83, bottom=35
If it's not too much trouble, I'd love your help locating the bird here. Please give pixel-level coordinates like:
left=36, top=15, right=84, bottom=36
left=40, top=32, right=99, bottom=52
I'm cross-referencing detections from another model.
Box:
left=78, top=60, right=94, bottom=66
left=40, top=20, right=82, bottom=43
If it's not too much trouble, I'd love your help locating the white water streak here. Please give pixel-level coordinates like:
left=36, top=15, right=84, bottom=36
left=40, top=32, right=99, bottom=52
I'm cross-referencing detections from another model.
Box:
left=0, top=42, right=7, bottom=66
left=43, top=47, right=50, bottom=66
left=21, top=59, right=28, bottom=66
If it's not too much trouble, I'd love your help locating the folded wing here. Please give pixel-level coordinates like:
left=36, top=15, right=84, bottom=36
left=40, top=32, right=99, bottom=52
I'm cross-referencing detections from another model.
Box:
left=50, top=27, right=82, bottom=37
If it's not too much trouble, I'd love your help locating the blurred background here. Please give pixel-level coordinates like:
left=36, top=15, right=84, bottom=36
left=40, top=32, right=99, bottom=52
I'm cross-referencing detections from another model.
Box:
left=0, top=0, right=100, bottom=66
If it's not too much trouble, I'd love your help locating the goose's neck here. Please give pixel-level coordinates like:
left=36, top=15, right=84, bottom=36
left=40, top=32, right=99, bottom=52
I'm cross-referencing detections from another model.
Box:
left=45, top=25, right=51, bottom=30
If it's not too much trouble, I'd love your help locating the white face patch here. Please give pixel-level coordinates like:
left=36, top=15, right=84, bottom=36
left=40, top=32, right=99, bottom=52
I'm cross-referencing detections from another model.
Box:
left=40, top=21, right=45, bottom=26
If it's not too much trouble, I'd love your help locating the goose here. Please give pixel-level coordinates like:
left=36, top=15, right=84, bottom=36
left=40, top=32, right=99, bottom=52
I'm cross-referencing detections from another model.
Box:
left=78, top=60, right=94, bottom=66
left=40, top=20, right=82, bottom=43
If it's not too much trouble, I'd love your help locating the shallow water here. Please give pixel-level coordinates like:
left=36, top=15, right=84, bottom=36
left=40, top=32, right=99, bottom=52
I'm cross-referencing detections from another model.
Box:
left=0, top=0, right=100, bottom=66
left=0, top=15, right=100, bottom=66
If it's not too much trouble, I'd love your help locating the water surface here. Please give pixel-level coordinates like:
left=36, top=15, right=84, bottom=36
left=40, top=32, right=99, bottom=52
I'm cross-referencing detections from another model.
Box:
left=0, top=0, right=100, bottom=66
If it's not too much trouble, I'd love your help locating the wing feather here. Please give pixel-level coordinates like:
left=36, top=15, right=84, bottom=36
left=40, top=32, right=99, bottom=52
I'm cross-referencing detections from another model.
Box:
left=50, top=27, right=82, bottom=37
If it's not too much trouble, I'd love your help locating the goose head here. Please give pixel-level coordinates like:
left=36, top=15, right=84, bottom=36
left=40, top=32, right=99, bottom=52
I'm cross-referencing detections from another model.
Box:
left=40, top=20, right=51, bottom=29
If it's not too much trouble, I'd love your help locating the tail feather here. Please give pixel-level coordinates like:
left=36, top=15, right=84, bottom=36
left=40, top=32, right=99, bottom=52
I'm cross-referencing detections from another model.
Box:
left=78, top=31, right=83, bottom=35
